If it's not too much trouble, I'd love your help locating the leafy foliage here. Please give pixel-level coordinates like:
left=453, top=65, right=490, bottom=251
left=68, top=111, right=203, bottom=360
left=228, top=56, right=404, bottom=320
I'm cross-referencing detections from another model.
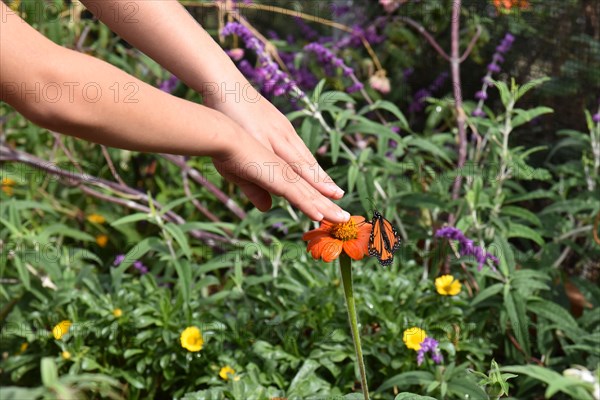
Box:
left=1, top=0, right=599, bottom=399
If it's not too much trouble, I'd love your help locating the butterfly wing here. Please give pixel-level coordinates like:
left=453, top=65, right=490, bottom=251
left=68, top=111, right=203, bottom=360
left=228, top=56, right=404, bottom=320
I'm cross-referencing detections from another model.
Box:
left=368, top=211, right=401, bottom=266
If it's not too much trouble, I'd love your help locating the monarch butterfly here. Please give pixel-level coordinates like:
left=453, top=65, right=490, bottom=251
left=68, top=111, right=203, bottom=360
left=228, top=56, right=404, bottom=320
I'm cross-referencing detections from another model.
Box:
left=368, top=210, right=401, bottom=266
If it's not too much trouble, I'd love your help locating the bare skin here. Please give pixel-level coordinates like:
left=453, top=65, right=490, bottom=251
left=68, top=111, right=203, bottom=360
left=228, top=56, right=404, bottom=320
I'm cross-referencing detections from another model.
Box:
left=0, top=1, right=350, bottom=223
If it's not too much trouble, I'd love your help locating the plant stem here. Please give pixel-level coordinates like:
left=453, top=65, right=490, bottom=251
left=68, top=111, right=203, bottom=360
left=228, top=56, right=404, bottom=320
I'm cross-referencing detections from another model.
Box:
left=339, top=253, right=369, bottom=400
left=450, top=0, right=467, bottom=206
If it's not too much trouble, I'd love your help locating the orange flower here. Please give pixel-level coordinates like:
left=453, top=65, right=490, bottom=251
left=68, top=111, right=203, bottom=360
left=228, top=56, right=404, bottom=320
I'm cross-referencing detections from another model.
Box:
left=96, top=234, right=108, bottom=247
left=302, top=216, right=371, bottom=262
left=493, top=0, right=529, bottom=10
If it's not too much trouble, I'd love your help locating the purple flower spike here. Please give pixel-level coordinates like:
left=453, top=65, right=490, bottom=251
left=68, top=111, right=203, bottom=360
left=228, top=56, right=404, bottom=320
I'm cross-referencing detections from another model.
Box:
left=410, top=72, right=449, bottom=113
left=304, top=42, right=358, bottom=82
left=435, top=227, right=499, bottom=271
left=472, top=32, right=516, bottom=119
left=417, top=337, right=443, bottom=366
left=593, top=113, right=600, bottom=123
left=487, top=63, right=501, bottom=73
left=222, top=22, right=301, bottom=98
left=347, top=82, right=364, bottom=94
left=159, top=75, right=179, bottom=94
left=472, top=108, right=486, bottom=117
left=113, top=254, right=125, bottom=266
left=475, top=91, right=488, bottom=100
left=133, top=261, right=149, bottom=275
left=272, top=222, right=289, bottom=235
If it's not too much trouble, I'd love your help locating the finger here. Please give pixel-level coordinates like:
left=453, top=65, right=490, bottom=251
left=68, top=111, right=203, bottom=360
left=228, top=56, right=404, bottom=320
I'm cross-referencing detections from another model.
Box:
left=255, top=159, right=349, bottom=223
left=272, top=136, right=345, bottom=200
left=215, top=139, right=350, bottom=223
left=237, top=180, right=272, bottom=211
left=215, top=165, right=272, bottom=211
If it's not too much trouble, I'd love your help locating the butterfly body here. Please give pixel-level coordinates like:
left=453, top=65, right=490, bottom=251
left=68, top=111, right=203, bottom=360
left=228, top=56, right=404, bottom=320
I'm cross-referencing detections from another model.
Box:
left=368, top=210, right=401, bottom=266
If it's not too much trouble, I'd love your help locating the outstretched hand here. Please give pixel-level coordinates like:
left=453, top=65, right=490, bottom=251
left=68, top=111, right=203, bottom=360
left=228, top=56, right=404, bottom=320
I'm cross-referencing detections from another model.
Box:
left=209, top=94, right=350, bottom=223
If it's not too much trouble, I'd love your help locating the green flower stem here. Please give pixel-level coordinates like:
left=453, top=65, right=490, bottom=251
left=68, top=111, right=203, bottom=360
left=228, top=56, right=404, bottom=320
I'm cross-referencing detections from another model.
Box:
left=339, top=253, right=370, bottom=400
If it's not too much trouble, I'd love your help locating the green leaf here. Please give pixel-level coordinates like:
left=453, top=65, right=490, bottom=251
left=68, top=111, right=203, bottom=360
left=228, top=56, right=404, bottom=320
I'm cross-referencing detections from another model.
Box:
left=119, top=370, right=146, bottom=389
left=511, top=106, right=553, bottom=128
left=173, top=258, right=192, bottom=306
left=0, top=386, right=45, bottom=400
left=40, top=357, right=58, bottom=387
left=501, top=365, right=594, bottom=400
left=505, top=189, right=554, bottom=204
left=500, top=206, right=541, bottom=226
left=515, top=77, right=551, bottom=100
left=0, top=217, right=21, bottom=236
left=330, top=128, right=342, bottom=163
left=287, top=359, right=320, bottom=393
left=406, top=137, right=452, bottom=163
left=320, top=90, right=356, bottom=106
left=311, top=79, right=326, bottom=104
left=471, top=283, right=503, bottom=306
left=123, top=349, right=145, bottom=359
left=507, top=223, right=544, bottom=246
left=39, top=224, right=95, bottom=242
left=362, top=100, right=410, bottom=130
left=178, top=222, right=231, bottom=237
left=394, top=394, right=437, bottom=400
left=503, top=288, right=530, bottom=357
left=6, top=200, right=58, bottom=215
left=493, top=80, right=511, bottom=108
left=110, top=212, right=150, bottom=227
left=163, top=223, right=192, bottom=259
left=342, top=394, right=365, bottom=400
left=111, top=237, right=161, bottom=289
left=492, top=235, right=514, bottom=277
left=347, top=164, right=359, bottom=193
left=378, top=371, right=435, bottom=392
left=159, top=194, right=203, bottom=216
left=527, top=299, right=580, bottom=336
left=447, top=377, right=488, bottom=399
left=12, top=256, right=31, bottom=291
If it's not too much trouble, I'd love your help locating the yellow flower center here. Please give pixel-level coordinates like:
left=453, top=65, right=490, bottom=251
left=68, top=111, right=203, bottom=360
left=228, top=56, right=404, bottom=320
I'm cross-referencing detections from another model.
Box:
left=331, top=220, right=359, bottom=241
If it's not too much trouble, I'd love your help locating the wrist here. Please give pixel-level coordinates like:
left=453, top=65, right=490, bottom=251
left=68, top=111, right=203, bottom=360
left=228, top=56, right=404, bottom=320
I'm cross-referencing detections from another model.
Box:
left=208, top=109, right=246, bottom=158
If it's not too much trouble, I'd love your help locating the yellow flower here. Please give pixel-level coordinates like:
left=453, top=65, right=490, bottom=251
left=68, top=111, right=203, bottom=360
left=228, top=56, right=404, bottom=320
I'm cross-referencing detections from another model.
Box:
left=403, top=327, right=427, bottom=351
left=180, top=326, right=203, bottom=352
left=1, top=177, right=16, bottom=196
left=113, top=308, right=123, bottom=318
left=435, top=275, right=462, bottom=296
left=52, top=320, right=72, bottom=340
left=219, top=365, right=239, bottom=381
left=87, top=214, right=106, bottom=224
left=19, top=342, right=28, bottom=354
left=96, top=234, right=108, bottom=247
left=61, top=351, right=71, bottom=360
left=9, top=0, right=21, bottom=11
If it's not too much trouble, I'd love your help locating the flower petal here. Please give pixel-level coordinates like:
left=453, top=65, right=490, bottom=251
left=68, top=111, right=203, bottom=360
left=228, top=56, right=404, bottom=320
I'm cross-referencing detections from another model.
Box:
left=307, top=236, right=330, bottom=254
left=302, top=229, right=330, bottom=241
left=350, top=215, right=366, bottom=225
left=449, top=280, right=462, bottom=295
left=343, top=239, right=366, bottom=261
left=320, top=239, right=343, bottom=262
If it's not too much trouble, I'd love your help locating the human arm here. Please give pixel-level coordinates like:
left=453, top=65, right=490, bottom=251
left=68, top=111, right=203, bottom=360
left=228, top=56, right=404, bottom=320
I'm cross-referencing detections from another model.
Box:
left=78, top=0, right=346, bottom=203
left=0, top=3, right=350, bottom=222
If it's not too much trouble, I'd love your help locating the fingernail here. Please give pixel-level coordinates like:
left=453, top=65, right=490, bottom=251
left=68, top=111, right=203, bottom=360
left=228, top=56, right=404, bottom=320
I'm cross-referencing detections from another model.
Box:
left=328, top=184, right=344, bottom=197
left=338, top=210, right=351, bottom=221
left=315, top=212, right=324, bottom=221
